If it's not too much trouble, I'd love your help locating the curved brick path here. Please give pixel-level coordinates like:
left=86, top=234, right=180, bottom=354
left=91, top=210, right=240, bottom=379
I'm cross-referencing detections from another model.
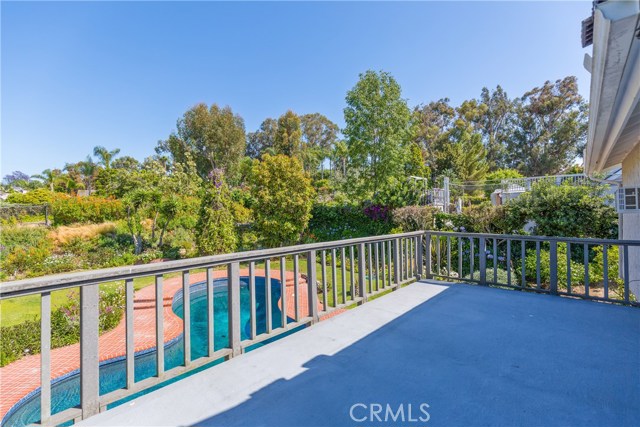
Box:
left=0, top=268, right=343, bottom=420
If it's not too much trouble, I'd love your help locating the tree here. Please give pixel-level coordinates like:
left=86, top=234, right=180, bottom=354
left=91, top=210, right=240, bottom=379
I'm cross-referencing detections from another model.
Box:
left=413, top=99, right=456, bottom=179
left=250, top=154, right=314, bottom=247
left=477, top=86, right=514, bottom=170
left=77, top=156, right=98, bottom=194
left=2, top=171, right=31, bottom=187
left=93, top=146, right=121, bottom=169
left=300, top=113, right=339, bottom=172
left=452, top=131, right=489, bottom=182
left=195, top=169, right=237, bottom=255
left=343, top=70, right=413, bottom=200
left=273, top=110, right=303, bottom=157
left=112, top=156, right=141, bottom=170
left=507, top=76, right=588, bottom=176
left=246, top=118, right=278, bottom=159
left=31, top=169, right=61, bottom=192
left=157, top=103, right=246, bottom=179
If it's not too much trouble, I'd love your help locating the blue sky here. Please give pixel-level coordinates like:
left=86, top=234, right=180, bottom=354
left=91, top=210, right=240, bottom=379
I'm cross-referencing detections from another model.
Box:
left=2, top=1, right=593, bottom=176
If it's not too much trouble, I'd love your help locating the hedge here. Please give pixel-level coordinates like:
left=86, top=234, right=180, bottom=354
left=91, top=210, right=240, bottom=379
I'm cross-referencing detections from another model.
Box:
left=51, top=195, right=124, bottom=225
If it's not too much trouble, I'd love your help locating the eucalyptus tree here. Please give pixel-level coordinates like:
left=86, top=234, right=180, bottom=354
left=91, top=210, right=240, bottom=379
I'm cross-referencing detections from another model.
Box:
left=246, top=118, right=278, bottom=159
left=343, top=70, right=413, bottom=200
left=507, top=76, right=588, bottom=176
left=157, top=103, right=246, bottom=179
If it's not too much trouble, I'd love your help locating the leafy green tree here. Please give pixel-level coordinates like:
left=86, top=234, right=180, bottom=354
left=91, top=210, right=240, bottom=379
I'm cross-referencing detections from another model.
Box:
left=504, top=181, right=617, bottom=238
left=452, top=131, right=489, bottom=182
left=299, top=113, right=339, bottom=172
left=413, top=99, right=456, bottom=179
left=250, top=154, right=314, bottom=247
left=93, top=146, right=121, bottom=169
left=273, top=110, right=303, bottom=157
left=246, top=118, right=278, bottom=159
left=484, top=168, right=523, bottom=197
left=157, top=103, right=246, bottom=179
left=343, top=70, right=413, bottom=200
left=507, top=76, right=588, bottom=175
left=195, top=169, right=237, bottom=255
left=112, top=156, right=141, bottom=170
left=405, top=142, right=429, bottom=178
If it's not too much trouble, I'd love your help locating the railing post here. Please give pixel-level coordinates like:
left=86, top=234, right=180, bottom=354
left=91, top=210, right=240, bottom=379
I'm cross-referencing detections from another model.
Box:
left=80, top=284, right=100, bottom=419
left=416, top=235, right=424, bottom=279
left=306, top=250, right=319, bottom=323
left=549, top=240, right=558, bottom=295
left=425, top=233, right=432, bottom=280
left=40, top=292, right=51, bottom=425
left=358, top=243, right=367, bottom=302
left=228, top=262, right=242, bottom=357
left=479, top=237, right=487, bottom=285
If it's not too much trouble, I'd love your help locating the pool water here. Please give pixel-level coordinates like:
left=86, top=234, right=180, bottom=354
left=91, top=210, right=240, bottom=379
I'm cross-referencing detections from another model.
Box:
left=2, top=276, right=288, bottom=427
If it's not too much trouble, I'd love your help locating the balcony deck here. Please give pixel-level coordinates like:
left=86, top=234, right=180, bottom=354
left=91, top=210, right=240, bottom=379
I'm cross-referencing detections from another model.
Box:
left=80, top=281, right=639, bottom=427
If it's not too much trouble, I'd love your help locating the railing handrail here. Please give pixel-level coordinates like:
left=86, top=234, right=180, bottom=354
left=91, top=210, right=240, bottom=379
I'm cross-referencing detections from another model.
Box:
left=0, top=231, right=424, bottom=299
left=425, top=230, right=640, bottom=246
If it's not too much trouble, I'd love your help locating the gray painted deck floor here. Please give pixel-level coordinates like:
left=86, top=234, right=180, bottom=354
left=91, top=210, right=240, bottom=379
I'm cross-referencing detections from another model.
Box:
left=81, top=281, right=639, bottom=427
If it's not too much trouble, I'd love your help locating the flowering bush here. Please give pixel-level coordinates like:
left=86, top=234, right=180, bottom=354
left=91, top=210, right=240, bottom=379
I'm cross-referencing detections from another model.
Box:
left=363, top=204, right=391, bottom=222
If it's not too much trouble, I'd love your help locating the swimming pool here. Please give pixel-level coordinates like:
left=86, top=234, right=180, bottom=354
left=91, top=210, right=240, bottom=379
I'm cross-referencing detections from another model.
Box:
left=2, top=276, right=289, bottom=427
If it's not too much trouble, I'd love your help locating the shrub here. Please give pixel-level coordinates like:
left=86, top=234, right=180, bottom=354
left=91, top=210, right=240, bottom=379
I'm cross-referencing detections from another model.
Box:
left=521, top=243, right=585, bottom=290
left=51, top=195, right=124, bottom=225
left=504, top=182, right=617, bottom=238
left=392, top=206, right=440, bottom=232
left=0, top=226, right=52, bottom=279
left=5, top=189, right=56, bottom=205
left=308, top=202, right=393, bottom=242
left=250, top=154, right=315, bottom=247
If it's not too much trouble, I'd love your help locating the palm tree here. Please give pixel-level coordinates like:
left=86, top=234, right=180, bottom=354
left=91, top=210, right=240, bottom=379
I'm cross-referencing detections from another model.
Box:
left=78, top=156, right=97, bottom=194
left=93, top=146, right=121, bottom=169
left=31, top=169, right=60, bottom=192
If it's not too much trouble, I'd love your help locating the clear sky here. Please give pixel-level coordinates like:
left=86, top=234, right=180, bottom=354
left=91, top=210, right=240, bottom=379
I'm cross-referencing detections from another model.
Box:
left=2, top=0, right=593, bottom=176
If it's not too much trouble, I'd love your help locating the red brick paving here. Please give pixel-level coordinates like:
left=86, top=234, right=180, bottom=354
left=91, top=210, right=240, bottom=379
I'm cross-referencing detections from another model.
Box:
left=0, top=268, right=345, bottom=420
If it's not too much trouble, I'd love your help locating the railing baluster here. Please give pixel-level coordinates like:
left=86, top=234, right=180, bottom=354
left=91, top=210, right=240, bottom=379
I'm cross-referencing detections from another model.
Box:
left=228, top=262, right=241, bottom=357
left=584, top=243, right=590, bottom=297
left=521, top=240, right=526, bottom=288
left=436, top=237, right=441, bottom=276
left=549, top=241, right=558, bottom=295
left=294, top=254, right=300, bottom=322
left=425, top=233, right=432, bottom=279
left=458, top=237, right=462, bottom=279
left=394, top=238, right=401, bottom=286
left=368, top=243, right=373, bottom=292
left=249, top=262, right=257, bottom=340
left=470, top=237, right=475, bottom=281
left=479, top=237, right=487, bottom=285
left=182, top=271, right=191, bottom=366
left=567, top=242, right=572, bottom=293
left=40, top=291, right=51, bottom=425
left=207, top=268, right=215, bottom=356
left=375, top=242, right=380, bottom=291
left=265, top=259, right=272, bottom=333
left=321, top=250, right=327, bottom=311
left=155, top=275, right=164, bottom=377
left=417, top=235, right=423, bottom=279
left=358, top=243, right=367, bottom=301
left=382, top=240, right=387, bottom=286
left=350, top=246, right=356, bottom=298
left=388, top=240, right=394, bottom=284
left=493, top=238, right=498, bottom=284
left=341, top=247, right=347, bottom=302
left=536, top=241, right=541, bottom=289
left=447, top=237, right=451, bottom=278
left=331, top=248, right=338, bottom=307
left=623, top=245, right=630, bottom=303
left=506, top=239, right=511, bottom=286
left=80, top=284, right=99, bottom=418
left=125, top=278, right=135, bottom=389
left=603, top=245, right=609, bottom=300
left=280, top=256, right=288, bottom=329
